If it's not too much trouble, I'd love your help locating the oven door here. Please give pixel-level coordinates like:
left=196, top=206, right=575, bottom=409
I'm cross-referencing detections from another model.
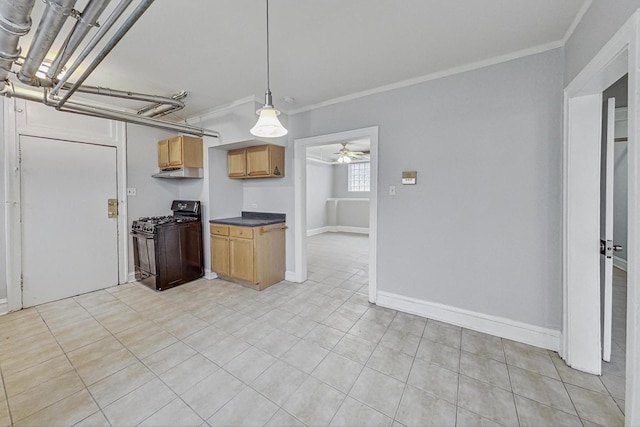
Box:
left=131, top=230, right=157, bottom=279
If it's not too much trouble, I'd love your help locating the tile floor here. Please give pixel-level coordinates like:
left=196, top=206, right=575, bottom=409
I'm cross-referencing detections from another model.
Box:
left=0, top=232, right=627, bottom=426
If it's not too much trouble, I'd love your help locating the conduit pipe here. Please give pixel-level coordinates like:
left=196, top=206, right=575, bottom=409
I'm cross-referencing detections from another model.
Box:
left=18, top=0, right=77, bottom=86
left=0, top=0, right=36, bottom=90
left=137, top=90, right=188, bottom=118
left=47, top=0, right=111, bottom=79
left=50, top=0, right=134, bottom=97
left=56, top=0, right=154, bottom=106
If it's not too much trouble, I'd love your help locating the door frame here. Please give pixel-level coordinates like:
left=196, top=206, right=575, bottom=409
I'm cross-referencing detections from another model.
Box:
left=563, top=10, right=639, bottom=424
left=293, top=126, right=378, bottom=303
left=3, top=97, right=128, bottom=312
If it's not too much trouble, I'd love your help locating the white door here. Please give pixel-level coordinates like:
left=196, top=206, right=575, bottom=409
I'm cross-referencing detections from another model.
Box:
left=601, top=98, right=616, bottom=362
left=21, top=136, right=119, bottom=307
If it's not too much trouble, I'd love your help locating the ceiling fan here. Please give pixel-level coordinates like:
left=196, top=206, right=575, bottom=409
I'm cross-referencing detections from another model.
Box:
left=334, top=143, right=369, bottom=163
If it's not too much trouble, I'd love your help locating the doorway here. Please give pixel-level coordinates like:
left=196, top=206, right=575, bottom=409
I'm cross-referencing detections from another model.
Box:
left=562, top=11, right=639, bottom=424
left=293, top=127, right=378, bottom=302
left=20, top=136, right=120, bottom=307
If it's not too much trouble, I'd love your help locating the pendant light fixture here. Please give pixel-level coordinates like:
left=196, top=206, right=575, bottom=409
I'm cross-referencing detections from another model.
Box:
left=250, top=0, right=288, bottom=138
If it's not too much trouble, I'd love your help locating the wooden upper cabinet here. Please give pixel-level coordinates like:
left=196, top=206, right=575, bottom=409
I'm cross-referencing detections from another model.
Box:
left=227, top=144, right=284, bottom=179
left=228, top=149, right=247, bottom=177
left=157, top=135, right=203, bottom=169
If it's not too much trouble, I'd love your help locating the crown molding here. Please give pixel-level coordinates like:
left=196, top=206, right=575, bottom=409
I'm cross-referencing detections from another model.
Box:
left=562, top=0, right=593, bottom=45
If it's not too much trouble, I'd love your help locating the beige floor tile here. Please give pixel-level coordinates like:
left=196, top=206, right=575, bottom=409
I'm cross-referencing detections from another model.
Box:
left=282, top=339, right=329, bottom=374
left=461, top=329, right=505, bottom=363
left=255, top=328, right=301, bottom=357
left=251, top=360, right=308, bottom=406
left=0, top=329, right=54, bottom=359
left=181, top=369, right=245, bottom=419
left=88, top=361, right=155, bottom=407
left=103, top=378, right=176, bottom=426
left=73, top=410, right=111, bottom=427
left=200, top=334, right=250, bottom=366
left=379, top=328, right=421, bottom=356
left=312, top=352, right=364, bottom=393
left=601, top=372, right=625, bottom=399
left=551, top=354, right=609, bottom=394
left=14, top=389, right=98, bottom=427
left=232, top=319, right=276, bottom=345
left=208, top=387, right=279, bottom=427
left=455, top=407, right=503, bottom=427
left=279, top=315, right=320, bottom=338
left=305, top=324, right=346, bottom=350
left=8, top=370, right=85, bottom=422
left=1, top=338, right=63, bottom=376
left=139, top=398, right=204, bottom=427
left=182, top=324, right=230, bottom=352
left=160, top=312, right=210, bottom=340
left=367, top=344, right=414, bottom=382
left=503, top=339, right=560, bottom=379
left=113, top=320, right=162, bottom=347
left=395, top=385, right=456, bottom=427
left=565, top=384, right=625, bottom=426
left=265, top=409, right=306, bottom=427
left=349, top=367, right=404, bottom=418
left=407, top=358, right=459, bottom=404
left=224, top=346, right=276, bottom=383
left=0, top=398, right=10, bottom=427
left=215, top=311, right=254, bottom=334
left=126, top=330, right=178, bottom=359
left=514, top=394, right=582, bottom=427
left=284, top=376, right=345, bottom=426
left=67, top=335, right=124, bottom=367
left=457, top=375, right=518, bottom=426
left=508, top=365, right=576, bottom=414
left=333, top=333, right=377, bottom=365
left=349, top=318, right=387, bottom=343
left=53, top=320, right=111, bottom=352
left=4, top=354, right=73, bottom=397
left=160, top=354, right=219, bottom=396
left=387, top=312, right=427, bottom=337
left=322, top=311, right=359, bottom=332
left=416, top=338, right=461, bottom=372
left=423, top=320, right=461, bottom=350
left=142, top=341, right=197, bottom=375
left=459, top=351, right=511, bottom=391
left=360, top=307, right=396, bottom=327
left=74, top=347, right=138, bottom=385
left=330, top=396, right=392, bottom=427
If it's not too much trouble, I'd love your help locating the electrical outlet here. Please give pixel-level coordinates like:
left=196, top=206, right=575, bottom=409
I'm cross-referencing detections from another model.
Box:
left=389, top=185, right=396, bottom=196
left=127, top=188, right=137, bottom=196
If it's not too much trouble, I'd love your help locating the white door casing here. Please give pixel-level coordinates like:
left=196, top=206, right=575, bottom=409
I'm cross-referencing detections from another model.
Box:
left=563, top=10, right=640, bottom=426
left=602, top=97, right=616, bottom=362
left=20, top=136, right=119, bottom=307
left=293, top=127, right=378, bottom=302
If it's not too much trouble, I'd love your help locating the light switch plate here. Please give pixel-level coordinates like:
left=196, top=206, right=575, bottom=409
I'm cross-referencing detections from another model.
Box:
left=389, top=185, right=396, bottom=196
left=127, top=188, right=137, bottom=196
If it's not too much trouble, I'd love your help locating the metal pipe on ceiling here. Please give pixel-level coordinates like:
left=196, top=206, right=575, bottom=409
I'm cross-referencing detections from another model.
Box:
left=49, top=0, right=134, bottom=96
left=18, top=0, right=77, bottom=86
left=69, top=84, right=185, bottom=110
left=56, top=0, right=154, bottom=107
left=0, top=0, right=36, bottom=90
left=47, top=0, right=111, bottom=80
left=137, top=90, right=188, bottom=118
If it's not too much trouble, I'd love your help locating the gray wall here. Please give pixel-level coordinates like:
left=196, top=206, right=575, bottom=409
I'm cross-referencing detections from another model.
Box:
left=333, top=164, right=370, bottom=199
left=306, top=160, right=334, bottom=230
left=0, top=100, right=5, bottom=300
left=564, top=1, right=640, bottom=85
left=289, top=48, right=564, bottom=329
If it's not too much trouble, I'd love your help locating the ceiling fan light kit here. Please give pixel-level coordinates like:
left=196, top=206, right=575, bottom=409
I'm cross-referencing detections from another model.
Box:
left=251, top=0, right=287, bottom=138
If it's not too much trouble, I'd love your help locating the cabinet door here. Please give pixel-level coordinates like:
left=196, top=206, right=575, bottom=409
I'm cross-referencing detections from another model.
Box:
left=158, top=139, right=170, bottom=168
left=210, top=234, right=230, bottom=276
left=246, top=145, right=271, bottom=176
left=229, top=237, right=254, bottom=282
left=228, top=149, right=246, bottom=177
left=168, top=136, right=184, bottom=167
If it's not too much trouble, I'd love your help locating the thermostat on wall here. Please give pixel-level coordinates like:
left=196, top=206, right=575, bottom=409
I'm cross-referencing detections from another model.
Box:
left=402, top=171, right=417, bottom=185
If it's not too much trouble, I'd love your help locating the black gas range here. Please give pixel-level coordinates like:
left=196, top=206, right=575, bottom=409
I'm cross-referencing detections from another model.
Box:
left=131, top=200, right=204, bottom=291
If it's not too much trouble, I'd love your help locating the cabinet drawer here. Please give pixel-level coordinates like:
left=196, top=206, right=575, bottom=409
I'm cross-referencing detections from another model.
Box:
left=229, top=226, right=253, bottom=239
left=210, top=224, right=229, bottom=236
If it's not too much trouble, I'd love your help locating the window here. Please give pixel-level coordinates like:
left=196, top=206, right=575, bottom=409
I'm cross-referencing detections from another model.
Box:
left=348, top=162, right=370, bottom=192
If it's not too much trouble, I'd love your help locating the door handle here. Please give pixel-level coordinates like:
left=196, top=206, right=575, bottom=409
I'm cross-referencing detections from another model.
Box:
left=613, top=245, right=623, bottom=252
left=600, top=240, right=623, bottom=258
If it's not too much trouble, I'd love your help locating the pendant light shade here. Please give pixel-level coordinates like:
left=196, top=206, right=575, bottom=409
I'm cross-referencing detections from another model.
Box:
left=251, top=0, right=287, bottom=138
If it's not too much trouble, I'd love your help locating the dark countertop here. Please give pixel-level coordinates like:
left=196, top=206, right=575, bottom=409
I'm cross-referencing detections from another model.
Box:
left=210, top=211, right=285, bottom=227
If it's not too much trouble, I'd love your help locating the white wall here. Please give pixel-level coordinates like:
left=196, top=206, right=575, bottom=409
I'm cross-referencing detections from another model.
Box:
left=288, top=48, right=564, bottom=330
left=0, top=100, right=6, bottom=300
left=564, top=2, right=640, bottom=85
left=306, top=160, right=334, bottom=231
left=332, top=163, right=370, bottom=199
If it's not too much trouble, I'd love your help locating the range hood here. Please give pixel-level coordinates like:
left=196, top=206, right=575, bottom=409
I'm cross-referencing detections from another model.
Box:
left=152, top=167, right=203, bottom=179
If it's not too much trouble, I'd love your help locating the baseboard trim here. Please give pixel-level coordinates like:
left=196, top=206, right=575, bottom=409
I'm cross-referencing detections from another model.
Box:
left=285, top=271, right=302, bottom=282
left=206, top=271, right=218, bottom=280
left=376, top=291, right=561, bottom=351
left=307, top=226, right=369, bottom=236
left=0, top=298, right=7, bottom=316
left=127, top=272, right=137, bottom=283
left=613, top=256, right=627, bottom=272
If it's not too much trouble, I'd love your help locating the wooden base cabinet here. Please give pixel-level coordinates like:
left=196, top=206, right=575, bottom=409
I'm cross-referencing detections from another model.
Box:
left=210, top=222, right=285, bottom=290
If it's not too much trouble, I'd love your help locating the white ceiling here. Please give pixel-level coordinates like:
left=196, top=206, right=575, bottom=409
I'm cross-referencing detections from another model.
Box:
left=22, top=0, right=587, bottom=119
left=307, top=139, right=371, bottom=163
